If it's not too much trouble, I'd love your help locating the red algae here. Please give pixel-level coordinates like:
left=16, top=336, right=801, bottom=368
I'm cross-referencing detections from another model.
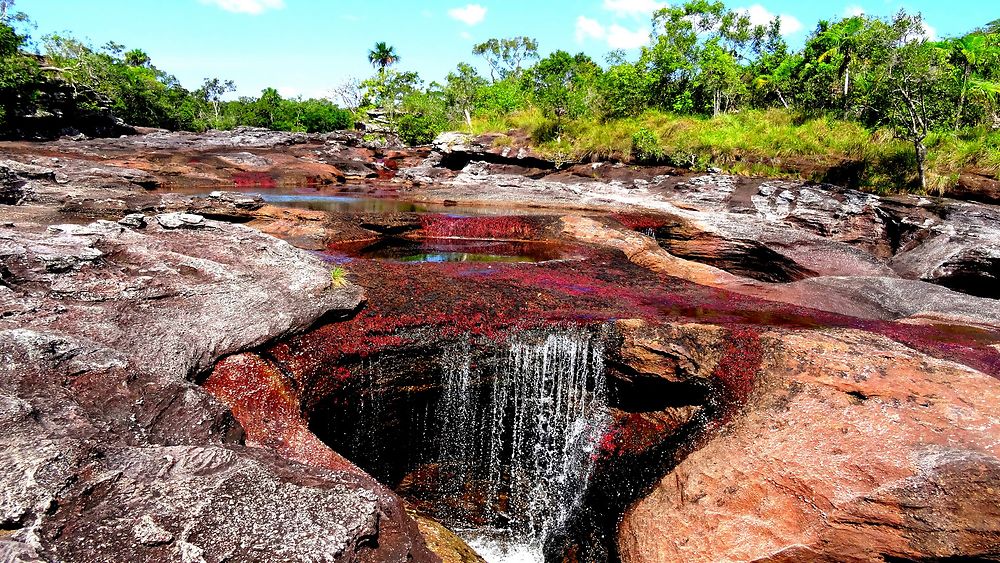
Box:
left=713, top=327, right=764, bottom=407
left=419, top=215, right=539, bottom=240
left=233, top=171, right=277, bottom=188
left=203, top=353, right=361, bottom=473
left=596, top=413, right=678, bottom=460
left=610, top=212, right=671, bottom=232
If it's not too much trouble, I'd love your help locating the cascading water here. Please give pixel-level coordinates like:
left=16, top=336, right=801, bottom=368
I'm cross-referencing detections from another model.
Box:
left=434, top=327, right=609, bottom=562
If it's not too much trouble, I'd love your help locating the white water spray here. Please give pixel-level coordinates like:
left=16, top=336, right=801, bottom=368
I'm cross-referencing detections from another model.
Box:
left=434, top=327, right=609, bottom=562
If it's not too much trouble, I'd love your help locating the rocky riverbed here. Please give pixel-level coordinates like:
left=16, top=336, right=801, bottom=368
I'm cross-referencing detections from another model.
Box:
left=1, top=128, right=998, bottom=562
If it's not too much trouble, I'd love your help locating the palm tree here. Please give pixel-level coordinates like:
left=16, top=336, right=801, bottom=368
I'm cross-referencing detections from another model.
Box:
left=368, top=42, right=399, bottom=74
left=948, top=34, right=1000, bottom=128
left=124, top=48, right=150, bottom=68
left=817, top=17, right=865, bottom=105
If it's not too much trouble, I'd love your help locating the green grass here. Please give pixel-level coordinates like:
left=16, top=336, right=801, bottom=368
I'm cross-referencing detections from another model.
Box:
left=468, top=108, right=1000, bottom=196
left=330, top=266, right=349, bottom=288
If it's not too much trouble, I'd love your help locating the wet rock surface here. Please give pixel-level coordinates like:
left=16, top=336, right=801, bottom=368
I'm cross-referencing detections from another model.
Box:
left=0, top=210, right=436, bottom=560
left=1, top=129, right=999, bottom=562
left=618, top=328, right=1000, bottom=563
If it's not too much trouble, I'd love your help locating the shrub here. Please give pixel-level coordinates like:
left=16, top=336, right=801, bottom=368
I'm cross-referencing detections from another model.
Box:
left=631, top=127, right=662, bottom=162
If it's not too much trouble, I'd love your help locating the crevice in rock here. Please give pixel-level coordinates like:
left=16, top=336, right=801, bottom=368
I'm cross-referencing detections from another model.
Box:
left=847, top=390, right=869, bottom=403
left=439, top=151, right=557, bottom=172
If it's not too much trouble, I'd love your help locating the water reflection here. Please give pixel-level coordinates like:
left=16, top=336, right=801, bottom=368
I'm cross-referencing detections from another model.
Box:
left=332, top=238, right=571, bottom=264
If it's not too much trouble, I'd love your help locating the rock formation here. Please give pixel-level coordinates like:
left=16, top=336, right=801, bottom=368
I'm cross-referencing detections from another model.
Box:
left=1, top=128, right=998, bottom=562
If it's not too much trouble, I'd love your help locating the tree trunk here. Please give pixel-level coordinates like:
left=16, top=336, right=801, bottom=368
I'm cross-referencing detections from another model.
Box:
left=914, top=139, right=928, bottom=191
left=776, top=89, right=789, bottom=109
left=842, top=62, right=851, bottom=113
left=955, top=64, right=970, bottom=130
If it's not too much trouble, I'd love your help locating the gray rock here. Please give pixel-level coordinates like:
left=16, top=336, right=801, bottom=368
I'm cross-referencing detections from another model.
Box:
left=0, top=218, right=433, bottom=561
left=118, top=213, right=147, bottom=229
left=156, top=212, right=205, bottom=229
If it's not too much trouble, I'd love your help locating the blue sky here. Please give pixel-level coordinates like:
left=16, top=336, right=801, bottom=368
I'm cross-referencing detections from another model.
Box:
left=17, top=0, right=997, bottom=100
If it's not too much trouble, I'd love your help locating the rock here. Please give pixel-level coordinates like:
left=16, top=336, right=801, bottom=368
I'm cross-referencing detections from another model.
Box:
left=618, top=328, right=1000, bottom=563
left=215, top=151, right=272, bottom=168
left=133, top=515, right=174, bottom=546
left=954, top=171, right=1000, bottom=205
left=888, top=202, right=1000, bottom=299
left=432, top=131, right=556, bottom=169
left=0, top=218, right=438, bottom=561
left=0, top=168, right=29, bottom=206
left=118, top=213, right=147, bottom=229
left=158, top=192, right=265, bottom=222
left=156, top=212, right=205, bottom=229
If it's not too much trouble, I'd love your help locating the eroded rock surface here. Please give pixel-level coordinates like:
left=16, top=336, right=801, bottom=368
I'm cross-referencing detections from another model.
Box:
left=0, top=214, right=436, bottom=561
left=2, top=128, right=1000, bottom=563
left=617, top=327, right=1000, bottom=563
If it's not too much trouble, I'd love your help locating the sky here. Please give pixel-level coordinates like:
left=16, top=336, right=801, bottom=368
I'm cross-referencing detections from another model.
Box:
left=15, top=0, right=998, bottom=100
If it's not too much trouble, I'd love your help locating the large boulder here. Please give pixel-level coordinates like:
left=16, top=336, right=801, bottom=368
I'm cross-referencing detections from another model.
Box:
left=0, top=217, right=437, bottom=561
left=618, top=328, right=1000, bottom=563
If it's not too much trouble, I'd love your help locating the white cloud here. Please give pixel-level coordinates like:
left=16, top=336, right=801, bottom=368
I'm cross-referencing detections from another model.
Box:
left=735, top=4, right=803, bottom=36
left=922, top=21, right=937, bottom=41
left=607, top=24, right=651, bottom=49
left=602, top=0, right=666, bottom=17
left=844, top=5, right=865, bottom=17
left=576, top=16, right=606, bottom=43
left=576, top=15, right=650, bottom=49
left=448, top=4, right=487, bottom=26
left=198, top=0, right=285, bottom=15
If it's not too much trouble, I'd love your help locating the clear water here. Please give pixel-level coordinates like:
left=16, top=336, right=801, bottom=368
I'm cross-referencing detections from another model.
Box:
left=346, top=239, right=568, bottom=264
left=434, top=328, right=609, bottom=562
left=166, top=187, right=538, bottom=216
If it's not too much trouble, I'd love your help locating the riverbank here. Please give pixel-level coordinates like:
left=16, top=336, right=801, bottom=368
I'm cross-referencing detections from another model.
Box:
left=1, top=128, right=998, bottom=562
left=468, top=108, right=1000, bottom=203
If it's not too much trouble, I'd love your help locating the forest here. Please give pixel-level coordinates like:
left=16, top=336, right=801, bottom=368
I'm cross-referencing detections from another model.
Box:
left=1, top=0, right=998, bottom=193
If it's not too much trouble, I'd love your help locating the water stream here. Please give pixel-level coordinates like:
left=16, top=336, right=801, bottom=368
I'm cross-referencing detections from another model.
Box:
left=313, top=326, right=610, bottom=562
left=433, top=328, right=609, bottom=562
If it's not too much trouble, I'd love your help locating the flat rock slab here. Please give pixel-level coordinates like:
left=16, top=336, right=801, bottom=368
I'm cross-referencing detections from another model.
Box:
left=0, top=216, right=436, bottom=561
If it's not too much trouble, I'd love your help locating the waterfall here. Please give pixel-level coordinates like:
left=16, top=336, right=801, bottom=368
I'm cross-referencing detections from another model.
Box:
left=434, top=327, right=609, bottom=562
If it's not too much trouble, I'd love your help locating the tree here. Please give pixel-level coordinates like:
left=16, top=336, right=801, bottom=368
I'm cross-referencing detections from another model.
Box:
left=472, top=36, right=539, bottom=81
left=443, top=63, right=486, bottom=128
left=644, top=0, right=777, bottom=114
left=697, top=39, right=745, bottom=115
left=0, top=21, right=40, bottom=131
left=197, top=77, right=235, bottom=123
left=367, top=42, right=399, bottom=73
left=333, top=77, right=364, bottom=111
left=947, top=33, right=1000, bottom=128
left=526, top=51, right=600, bottom=136
left=882, top=13, right=955, bottom=191
left=816, top=17, right=865, bottom=104
left=361, top=68, right=421, bottom=122
left=600, top=61, right=654, bottom=118
left=124, top=48, right=150, bottom=67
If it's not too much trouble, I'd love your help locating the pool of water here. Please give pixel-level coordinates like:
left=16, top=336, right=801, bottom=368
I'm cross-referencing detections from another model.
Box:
left=330, top=238, right=573, bottom=263
left=163, top=187, right=543, bottom=216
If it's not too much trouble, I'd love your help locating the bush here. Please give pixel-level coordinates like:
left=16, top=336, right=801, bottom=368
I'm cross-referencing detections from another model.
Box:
left=397, top=90, right=449, bottom=145
left=397, top=113, right=442, bottom=145
left=295, top=99, right=354, bottom=132
left=631, top=127, right=662, bottom=162
left=474, top=80, right=526, bottom=117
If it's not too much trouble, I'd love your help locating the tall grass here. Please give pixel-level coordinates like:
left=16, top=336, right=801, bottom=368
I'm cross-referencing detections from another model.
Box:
left=469, top=108, right=1000, bottom=195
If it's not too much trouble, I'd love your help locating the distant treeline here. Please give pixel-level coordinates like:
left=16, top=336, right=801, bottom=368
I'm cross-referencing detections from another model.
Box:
left=2, top=1, right=999, bottom=191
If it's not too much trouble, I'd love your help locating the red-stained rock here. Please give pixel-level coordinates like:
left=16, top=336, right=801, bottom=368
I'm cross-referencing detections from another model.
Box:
left=618, top=328, right=1000, bottom=563
left=0, top=215, right=438, bottom=562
